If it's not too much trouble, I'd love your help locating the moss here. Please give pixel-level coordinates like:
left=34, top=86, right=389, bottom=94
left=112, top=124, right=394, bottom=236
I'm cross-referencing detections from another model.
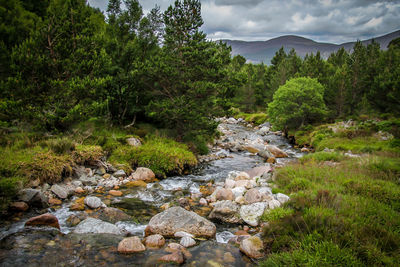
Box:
left=232, top=110, right=269, bottom=125
left=73, top=144, right=104, bottom=165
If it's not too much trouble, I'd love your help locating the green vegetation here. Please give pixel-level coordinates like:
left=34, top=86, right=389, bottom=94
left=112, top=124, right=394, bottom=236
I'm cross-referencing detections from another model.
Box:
left=260, top=151, right=400, bottom=266
left=231, top=108, right=269, bottom=125
left=268, top=77, right=327, bottom=130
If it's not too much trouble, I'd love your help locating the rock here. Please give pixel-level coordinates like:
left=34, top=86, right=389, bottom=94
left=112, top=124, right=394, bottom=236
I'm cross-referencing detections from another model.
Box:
left=74, top=217, right=122, bottom=235
left=258, top=149, right=274, bottom=160
left=180, top=236, right=196, bottom=248
left=66, top=214, right=86, bottom=227
left=235, top=180, right=255, bottom=189
left=80, top=175, right=97, bottom=186
left=268, top=199, right=281, bottom=209
left=145, top=206, right=216, bottom=238
left=25, top=213, right=60, bottom=229
left=245, top=165, right=272, bottom=179
left=209, top=200, right=241, bottom=224
left=144, top=234, right=165, bottom=249
left=103, top=173, right=111, bottom=179
left=130, top=167, right=155, bottom=182
left=224, top=178, right=236, bottom=189
left=50, top=184, right=68, bottom=199
left=239, top=236, right=265, bottom=259
left=84, top=196, right=104, bottom=209
left=244, top=188, right=263, bottom=204
left=234, top=172, right=250, bottom=181
left=72, top=180, right=83, bottom=187
left=159, top=251, right=184, bottom=264
left=165, top=242, right=191, bottom=259
left=118, top=236, right=146, bottom=253
left=174, top=231, right=194, bottom=238
left=92, top=207, right=131, bottom=223
left=223, top=252, right=236, bottom=263
left=48, top=198, right=62, bottom=205
left=240, top=202, right=267, bottom=226
left=113, top=170, right=126, bottom=178
left=231, top=186, right=246, bottom=198
left=267, top=157, right=276, bottom=164
left=74, top=187, right=85, bottom=194
left=10, top=202, right=29, bottom=212
left=235, top=196, right=245, bottom=205
left=125, top=180, right=147, bottom=187
left=95, top=167, right=106, bottom=175
left=199, top=198, right=208, bottom=206
left=18, top=189, right=43, bottom=205
left=109, top=190, right=123, bottom=197
left=160, top=203, right=170, bottom=210
left=226, top=117, right=237, bottom=124
left=301, top=147, right=311, bottom=153
left=258, top=126, right=270, bottom=136
left=243, top=146, right=260, bottom=154
left=126, top=137, right=142, bottom=147
left=265, top=145, right=288, bottom=158
left=215, top=188, right=234, bottom=201
left=276, top=193, right=290, bottom=204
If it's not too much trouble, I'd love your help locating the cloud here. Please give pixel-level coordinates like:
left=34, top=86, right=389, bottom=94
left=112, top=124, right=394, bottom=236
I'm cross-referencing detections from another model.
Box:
left=87, top=0, right=400, bottom=43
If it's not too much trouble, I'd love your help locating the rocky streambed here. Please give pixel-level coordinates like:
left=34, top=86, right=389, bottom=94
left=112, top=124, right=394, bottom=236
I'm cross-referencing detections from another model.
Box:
left=0, top=118, right=304, bottom=266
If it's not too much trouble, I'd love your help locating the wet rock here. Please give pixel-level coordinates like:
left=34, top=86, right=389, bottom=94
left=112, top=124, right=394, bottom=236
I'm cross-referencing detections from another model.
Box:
left=224, top=252, right=236, bottom=263
left=79, top=175, right=97, bottom=186
left=18, top=188, right=48, bottom=207
left=109, top=190, right=123, bottom=197
left=215, top=188, right=234, bottom=201
left=234, top=172, right=250, bottom=181
left=144, top=234, right=165, bottom=249
left=199, top=198, right=208, bottom=206
left=130, top=167, right=155, bottom=182
left=161, top=203, right=170, bottom=210
left=51, top=184, right=68, bottom=199
left=265, top=145, right=288, bottom=158
left=95, top=166, right=106, bottom=175
left=103, top=173, right=111, bottom=179
left=227, top=117, right=237, bottom=124
left=74, top=187, right=85, bottom=194
left=267, top=157, right=276, bottom=164
left=239, top=236, right=265, bottom=259
left=118, top=236, right=146, bottom=253
left=243, top=146, right=260, bottom=154
left=209, top=200, right=241, bottom=224
left=159, top=251, right=184, bottom=265
left=48, top=198, right=62, bottom=205
left=240, top=202, right=267, bottom=226
left=165, top=242, right=192, bottom=259
left=126, top=137, right=142, bottom=147
left=92, top=207, right=131, bottom=223
left=84, top=196, right=104, bottom=209
left=66, top=213, right=87, bottom=227
left=268, top=199, right=281, bottom=209
left=25, top=213, right=60, bottom=229
left=180, top=236, right=196, bottom=248
left=125, top=180, right=147, bottom=187
left=113, top=170, right=126, bottom=178
left=244, top=188, right=263, bottom=204
left=258, top=149, right=274, bottom=160
left=301, top=147, right=311, bottom=152
left=146, top=206, right=216, bottom=238
left=257, top=126, right=270, bottom=136
left=245, top=165, right=272, bottom=179
left=276, top=193, right=290, bottom=204
left=70, top=197, right=85, bottom=211
left=10, top=201, right=29, bottom=212
left=74, top=217, right=122, bottom=235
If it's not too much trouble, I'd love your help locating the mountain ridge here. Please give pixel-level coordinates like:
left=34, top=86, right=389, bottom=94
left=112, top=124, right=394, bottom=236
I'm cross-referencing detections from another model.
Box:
left=221, top=30, right=400, bottom=64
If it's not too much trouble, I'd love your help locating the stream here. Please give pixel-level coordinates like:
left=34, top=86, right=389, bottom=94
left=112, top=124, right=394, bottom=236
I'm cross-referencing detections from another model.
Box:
left=0, top=120, right=303, bottom=266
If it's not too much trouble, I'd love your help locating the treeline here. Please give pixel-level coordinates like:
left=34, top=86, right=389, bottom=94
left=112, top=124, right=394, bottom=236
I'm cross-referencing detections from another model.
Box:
left=231, top=41, right=400, bottom=120
left=1, top=0, right=399, bottom=139
left=0, top=0, right=235, bottom=142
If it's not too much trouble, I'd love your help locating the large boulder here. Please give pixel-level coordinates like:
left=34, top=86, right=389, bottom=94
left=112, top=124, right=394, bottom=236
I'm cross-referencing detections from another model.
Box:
left=118, top=236, right=146, bottom=253
left=18, top=189, right=48, bottom=208
left=91, top=207, right=131, bottom=224
left=239, top=236, right=265, bottom=259
left=265, top=145, right=288, bottom=158
left=145, top=207, right=216, bottom=238
left=240, top=202, right=267, bottom=226
left=144, top=234, right=165, bottom=249
left=245, top=165, right=272, bottom=179
left=231, top=186, right=246, bottom=198
left=244, top=188, right=263, bottom=204
left=130, top=167, right=155, bottom=182
left=24, top=213, right=60, bottom=229
left=79, top=175, right=98, bottom=186
left=215, top=188, right=234, bottom=201
left=51, top=184, right=68, bottom=199
left=276, top=193, right=290, bottom=204
left=84, top=196, right=104, bottom=209
left=73, top=218, right=122, bottom=235
left=209, top=200, right=241, bottom=224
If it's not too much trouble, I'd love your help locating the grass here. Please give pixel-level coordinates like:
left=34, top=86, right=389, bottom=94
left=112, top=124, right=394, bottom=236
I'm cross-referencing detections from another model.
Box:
left=231, top=108, right=269, bottom=125
left=260, top=153, right=400, bottom=266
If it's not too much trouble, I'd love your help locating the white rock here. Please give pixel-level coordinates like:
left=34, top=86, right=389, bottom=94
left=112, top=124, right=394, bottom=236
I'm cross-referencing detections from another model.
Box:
left=235, top=172, right=250, bottom=181
left=113, top=170, right=126, bottom=178
left=227, top=171, right=240, bottom=180
left=268, top=199, right=281, bottom=209
left=174, top=231, right=194, bottom=238
left=84, top=196, right=103, bottom=209
left=180, top=236, right=196, bottom=248
left=235, top=196, right=245, bottom=205
left=224, top=178, right=236, bottom=189
left=276, top=193, right=290, bottom=204
left=199, top=198, right=208, bottom=206
left=74, top=218, right=122, bottom=235
left=231, top=186, right=246, bottom=198
left=240, top=202, right=267, bottom=226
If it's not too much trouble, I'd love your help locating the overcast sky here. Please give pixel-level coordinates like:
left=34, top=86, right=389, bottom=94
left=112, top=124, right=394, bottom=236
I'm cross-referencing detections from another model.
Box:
left=87, top=0, right=400, bottom=44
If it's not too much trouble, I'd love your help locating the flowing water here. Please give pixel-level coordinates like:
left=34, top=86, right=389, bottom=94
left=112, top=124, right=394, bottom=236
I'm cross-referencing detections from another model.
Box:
left=0, top=122, right=303, bottom=266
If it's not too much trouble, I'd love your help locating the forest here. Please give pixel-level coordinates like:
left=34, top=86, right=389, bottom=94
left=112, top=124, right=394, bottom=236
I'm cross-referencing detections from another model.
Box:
left=0, top=0, right=400, bottom=266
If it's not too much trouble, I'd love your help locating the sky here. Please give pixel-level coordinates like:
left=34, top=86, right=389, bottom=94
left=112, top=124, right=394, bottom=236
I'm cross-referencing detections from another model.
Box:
left=87, top=0, right=400, bottom=44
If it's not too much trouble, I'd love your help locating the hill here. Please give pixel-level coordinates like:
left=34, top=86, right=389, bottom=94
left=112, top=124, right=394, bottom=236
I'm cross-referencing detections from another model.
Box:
left=222, top=30, right=400, bottom=64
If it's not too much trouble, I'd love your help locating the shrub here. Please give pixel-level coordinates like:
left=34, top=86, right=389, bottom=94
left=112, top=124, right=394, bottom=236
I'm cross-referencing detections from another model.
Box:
left=73, top=145, right=104, bottom=165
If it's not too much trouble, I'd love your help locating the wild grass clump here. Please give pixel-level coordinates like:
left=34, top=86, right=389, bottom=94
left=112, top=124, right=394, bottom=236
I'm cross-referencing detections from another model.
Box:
left=40, top=137, right=76, bottom=154
left=300, top=151, right=346, bottom=163
left=72, top=145, right=104, bottom=165
left=231, top=109, right=269, bottom=125
left=260, top=207, right=294, bottom=222
left=109, top=136, right=197, bottom=178
left=261, top=154, right=400, bottom=266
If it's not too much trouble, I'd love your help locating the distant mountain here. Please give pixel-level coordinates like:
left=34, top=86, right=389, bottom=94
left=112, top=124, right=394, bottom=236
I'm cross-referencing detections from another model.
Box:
left=222, top=30, right=400, bottom=64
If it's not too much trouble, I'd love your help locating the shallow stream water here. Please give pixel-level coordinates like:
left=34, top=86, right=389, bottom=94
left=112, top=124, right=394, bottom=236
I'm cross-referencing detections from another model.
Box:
left=0, top=122, right=303, bottom=266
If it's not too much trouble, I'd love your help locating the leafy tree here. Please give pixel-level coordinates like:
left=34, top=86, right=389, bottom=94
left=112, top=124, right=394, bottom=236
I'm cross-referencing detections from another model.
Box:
left=268, top=77, right=327, bottom=130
